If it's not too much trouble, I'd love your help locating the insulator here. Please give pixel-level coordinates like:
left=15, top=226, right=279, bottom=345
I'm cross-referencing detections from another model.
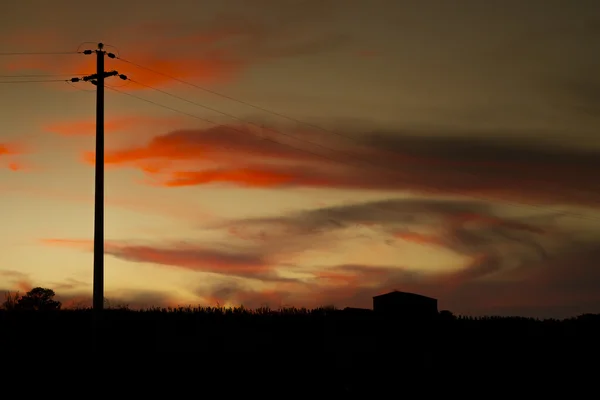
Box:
left=107, top=53, right=115, bottom=58
left=119, top=74, right=127, bottom=80
left=83, top=50, right=93, bottom=55
left=70, top=78, right=80, bottom=82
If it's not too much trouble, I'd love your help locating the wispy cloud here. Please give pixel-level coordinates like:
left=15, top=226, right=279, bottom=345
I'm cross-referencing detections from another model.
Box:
left=0, top=270, right=32, bottom=292
left=37, top=194, right=600, bottom=317
left=39, top=238, right=284, bottom=282
left=78, top=125, right=600, bottom=208
left=195, top=197, right=600, bottom=317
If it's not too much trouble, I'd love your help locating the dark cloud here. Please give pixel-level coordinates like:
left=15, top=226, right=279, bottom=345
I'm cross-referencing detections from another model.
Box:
left=93, top=124, right=600, bottom=209
left=356, top=132, right=600, bottom=205
left=216, top=197, right=562, bottom=290
left=219, top=197, right=552, bottom=243
left=553, top=79, right=600, bottom=119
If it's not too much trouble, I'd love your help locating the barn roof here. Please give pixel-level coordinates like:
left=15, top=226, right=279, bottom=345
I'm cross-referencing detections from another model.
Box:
left=373, top=290, right=437, bottom=302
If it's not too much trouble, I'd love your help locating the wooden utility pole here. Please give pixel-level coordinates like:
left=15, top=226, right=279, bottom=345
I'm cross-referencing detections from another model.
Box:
left=71, top=43, right=126, bottom=349
left=93, top=43, right=106, bottom=313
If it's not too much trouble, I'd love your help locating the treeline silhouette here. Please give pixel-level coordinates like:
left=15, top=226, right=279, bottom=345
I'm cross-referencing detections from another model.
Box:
left=2, top=287, right=599, bottom=391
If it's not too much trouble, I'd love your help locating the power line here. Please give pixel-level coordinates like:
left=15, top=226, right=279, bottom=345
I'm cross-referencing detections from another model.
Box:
left=0, top=73, right=91, bottom=78
left=116, top=56, right=352, bottom=141
left=76, top=42, right=120, bottom=58
left=0, top=51, right=80, bottom=56
left=127, top=78, right=360, bottom=163
left=0, top=79, right=70, bottom=84
left=106, top=84, right=600, bottom=222
left=105, top=85, right=345, bottom=165
left=67, top=79, right=95, bottom=92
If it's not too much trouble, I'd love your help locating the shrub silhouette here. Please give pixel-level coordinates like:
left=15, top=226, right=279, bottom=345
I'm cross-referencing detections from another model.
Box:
left=439, top=309, right=456, bottom=321
left=15, top=287, right=61, bottom=311
left=1, top=291, right=21, bottom=310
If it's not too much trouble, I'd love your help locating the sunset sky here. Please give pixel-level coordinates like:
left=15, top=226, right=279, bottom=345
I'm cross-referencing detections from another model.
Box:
left=1, top=0, right=599, bottom=318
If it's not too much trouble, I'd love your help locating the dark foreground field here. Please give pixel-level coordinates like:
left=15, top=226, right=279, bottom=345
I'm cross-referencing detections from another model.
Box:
left=2, top=307, right=599, bottom=393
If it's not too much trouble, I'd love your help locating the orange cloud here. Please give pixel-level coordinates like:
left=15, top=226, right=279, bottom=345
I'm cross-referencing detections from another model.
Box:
left=110, top=244, right=271, bottom=276
left=8, top=162, right=23, bottom=171
left=4, top=29, right=234, bottom=91
left=40, top=238, right=279, bottom=281
left=0, top=270, right=33, bottom=293
left=1, top=49, right=241, bottom=91
left=83, top=126, right=322, bottom=167
left=394, top=232, right=443, bottom=246
left=0, top=161, right=29, bottom=172
left=0, top=143, right=22, bottom=156
left=163, top=168, right=301, bottom=188
left=77, top=127, right=600, bottom=208
left=39, top=238, right=95, bottom=250
left=0, top=143, right=30, bottom=173
left=2, top=15, right=345, bottom=90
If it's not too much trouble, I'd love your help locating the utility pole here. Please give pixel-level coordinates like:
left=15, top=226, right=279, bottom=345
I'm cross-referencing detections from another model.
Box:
left=70, top=43, right=126, bottom=349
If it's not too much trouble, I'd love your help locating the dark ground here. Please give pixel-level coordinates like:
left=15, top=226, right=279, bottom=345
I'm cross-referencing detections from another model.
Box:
left=2, top=308, right=598, bottom=394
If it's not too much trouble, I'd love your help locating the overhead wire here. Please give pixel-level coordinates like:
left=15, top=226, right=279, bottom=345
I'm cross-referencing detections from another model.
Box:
left=67, top=79, right=95, bottom=93
left=0, top=51, right=80, bottom=56
left=116, top=56, right=354, bottom=141
left=0, top=73, right=92, bottom=78
left=127, top=78, right=362, bottom=163
left=104, top=85, right=346, bottom=165
left=0, top=79, right=71, bottom=84
left=76, top=42, right=120, bottom=57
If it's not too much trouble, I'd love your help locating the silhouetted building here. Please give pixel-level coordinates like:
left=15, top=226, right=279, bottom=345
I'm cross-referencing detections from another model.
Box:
left=373, top=291, right=438, bottom=319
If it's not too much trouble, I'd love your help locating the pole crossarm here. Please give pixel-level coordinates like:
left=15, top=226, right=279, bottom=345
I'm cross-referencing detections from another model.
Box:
left=69, top=43, right=127, bottom=85
left=69, top=70, right=127, bottom=84
left=83, top=70, right=119, bottom=84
